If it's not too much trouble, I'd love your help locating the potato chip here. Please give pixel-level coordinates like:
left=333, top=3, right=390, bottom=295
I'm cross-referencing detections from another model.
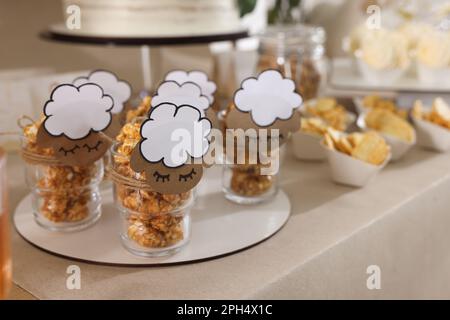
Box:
left=351, top=131, right=390, bottom=165
left=336, top=137, right=354, bottom=155
left=300, top=117, right=329, bottom=136
left=324, top=129, right=390, bottom=166
left=347, top=132, right=364, bottom=148
left=362, top=95, right=407, bottom=119
left=413, top=97, right=450, bottom=130
left=323, top=133, right=335, bottom=150
left=307, top=98, right=349, bottom=131
left=365, top=109, right=415, bottom=142
left=315, top=98, right=337, bottom=112
left=412, top=100, right=424, bottom=120
left=326, top=128, right=342, bottom=144
left=432, top=98, right=450, bottom=122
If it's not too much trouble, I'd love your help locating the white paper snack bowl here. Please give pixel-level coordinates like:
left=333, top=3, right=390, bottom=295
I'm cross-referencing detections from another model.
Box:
left=321, top=141, right=391, bottom=188
left=292, top=131, right=326, bottom=161
left=417, top=63, right=450, bottom=87
left=356, top=59, right=406, bottom=85
left=382, top=134, right=416, bottom=162
left=356, top=114, right=416, bottom=162
left=412, top=116, right=450, bottom=152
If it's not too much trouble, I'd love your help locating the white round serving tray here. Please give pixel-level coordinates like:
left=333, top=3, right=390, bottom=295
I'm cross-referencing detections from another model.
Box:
left=14, top=167, right=290, bottom=266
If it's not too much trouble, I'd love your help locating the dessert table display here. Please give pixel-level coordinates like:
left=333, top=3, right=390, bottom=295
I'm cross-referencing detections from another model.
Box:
left=9, top=146, right=450, bottom=299
left=6, top=0, right=450, bottom=299
left=8, top=66, right=450, bottom=296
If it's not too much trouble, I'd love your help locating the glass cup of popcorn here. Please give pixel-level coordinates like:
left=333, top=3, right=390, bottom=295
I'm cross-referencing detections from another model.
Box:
left=220, top=70, right=302, bottom=205
left=21, top=122, right=104, bottom=232
left=222, top=143, right=280, bottom=205
left=110, top=128, right=194, bottom=257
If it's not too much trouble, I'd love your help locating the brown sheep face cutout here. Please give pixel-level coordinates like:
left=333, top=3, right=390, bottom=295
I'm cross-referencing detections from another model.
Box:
left=227, top=70, right=303, bottom=150
left=225, top=106, right=300, bottom=148
left=36, top=127, right=111, bottom=167
left=72, top=70, right=132, bottom=139
left=130, top=146, right=204, bottom=194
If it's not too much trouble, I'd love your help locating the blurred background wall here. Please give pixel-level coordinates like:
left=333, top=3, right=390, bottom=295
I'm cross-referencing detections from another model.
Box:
left=0, top=0, right=215, bottom=89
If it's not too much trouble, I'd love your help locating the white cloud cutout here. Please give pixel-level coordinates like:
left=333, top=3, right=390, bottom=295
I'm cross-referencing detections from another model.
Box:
left=140, top=103, right=211, bottom=168
left=73, top=70, right=131, bottom=114
left=234, top=70, right=302, bottom=127
left=44, top=84, right=113, bottom=140
left=151, top=81, right=210, bottom=115
left=165, top=70, right=217, bottom=104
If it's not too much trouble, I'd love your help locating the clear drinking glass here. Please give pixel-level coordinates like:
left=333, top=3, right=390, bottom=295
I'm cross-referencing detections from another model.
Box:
left=21, top=133, right=104, bottom=232
left=222, top=163, right=279, bottom=205
left=110, top=142, right=194, bottom=257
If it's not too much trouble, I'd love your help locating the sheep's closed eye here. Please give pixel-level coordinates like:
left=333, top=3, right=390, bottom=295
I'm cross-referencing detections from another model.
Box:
left=153, top=171, right=170, bottom=183
left=83, top=140, right=103, bottom=153
left=59, top=145, right=80, bottom=156
left=179, top=168, right=196, bottom=182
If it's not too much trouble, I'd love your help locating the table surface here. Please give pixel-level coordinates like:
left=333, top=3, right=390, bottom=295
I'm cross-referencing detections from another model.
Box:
left=7, top=144, right=450, bottom=299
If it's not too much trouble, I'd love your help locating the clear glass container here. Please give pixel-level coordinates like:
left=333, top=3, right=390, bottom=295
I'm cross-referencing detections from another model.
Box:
left=221, top=140, right=280, bottom=205
left=257, top=24, right=327, bottom=101
left=222, top=163, right=279, bottom=205
left=22, top=136, right=104, bottom=232
left=0, top=149, right=11, bottom=299
left=110, top=142, right=194, bottom=257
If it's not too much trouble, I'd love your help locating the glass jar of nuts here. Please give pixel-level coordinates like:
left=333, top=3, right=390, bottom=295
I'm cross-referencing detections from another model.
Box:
left=21, top=123, right=104, bottom=232
left=257, top=24, right=327, bottom=101
left=110, top=120, right=194, bottom=257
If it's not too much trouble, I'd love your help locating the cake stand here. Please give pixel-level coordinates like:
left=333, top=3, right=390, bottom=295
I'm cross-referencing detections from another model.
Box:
left=41, top=24, right=249, bottom=91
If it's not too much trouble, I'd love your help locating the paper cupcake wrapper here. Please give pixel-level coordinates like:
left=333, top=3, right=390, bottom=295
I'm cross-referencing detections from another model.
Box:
left=417, top=63, right=450, bottom=87
left=356, top=58, right=407, bottom=85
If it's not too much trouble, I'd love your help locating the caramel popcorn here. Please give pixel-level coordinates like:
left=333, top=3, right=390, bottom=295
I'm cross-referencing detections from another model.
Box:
left=125, top=96, right=151, bottom=123
left=23, top=121, right=53, bottom=156
left=362, top=95, right=408, bottom=119
left=112, top=120, right=191, bottom=249
left=230, top=165, right=274, bottom=197
left=127, top=216, right=184, bottom=248
left=23, top=121, right=99, bottom=223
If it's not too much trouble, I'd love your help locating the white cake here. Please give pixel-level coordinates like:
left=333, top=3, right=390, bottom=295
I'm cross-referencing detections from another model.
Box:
left=63, top=0, right=242, bottom=37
